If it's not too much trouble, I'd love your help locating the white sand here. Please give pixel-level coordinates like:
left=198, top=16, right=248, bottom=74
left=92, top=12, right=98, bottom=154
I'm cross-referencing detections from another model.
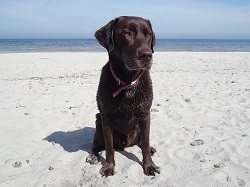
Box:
left=0, top=52, right=249, bottom=187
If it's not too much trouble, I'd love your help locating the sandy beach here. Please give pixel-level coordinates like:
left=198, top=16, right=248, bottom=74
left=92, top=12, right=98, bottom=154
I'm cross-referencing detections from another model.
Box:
left=0, top=52, right=249, bottom=187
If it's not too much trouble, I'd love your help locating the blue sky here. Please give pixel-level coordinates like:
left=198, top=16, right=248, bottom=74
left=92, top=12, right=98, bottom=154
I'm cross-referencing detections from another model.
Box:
left=0, top=0, right=250, bottom=39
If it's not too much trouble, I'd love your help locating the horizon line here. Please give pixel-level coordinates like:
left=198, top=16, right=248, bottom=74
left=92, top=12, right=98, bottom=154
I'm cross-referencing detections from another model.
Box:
left=1, top=38, right=250, bottom=40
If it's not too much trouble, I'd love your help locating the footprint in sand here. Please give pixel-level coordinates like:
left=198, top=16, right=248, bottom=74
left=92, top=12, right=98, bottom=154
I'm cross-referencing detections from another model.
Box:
left=173, top=147, right=201, bottom=160
left=220, top=139, right=242, bottom=155
left=238, top=137, right=250, bottom=157
left=233, top=177, right=246, bottom=186
left=126, top=164, right=145, bottom=182
left=239, top=98, right=247, bottom=103
left=206, top=110, right=224, bottom=119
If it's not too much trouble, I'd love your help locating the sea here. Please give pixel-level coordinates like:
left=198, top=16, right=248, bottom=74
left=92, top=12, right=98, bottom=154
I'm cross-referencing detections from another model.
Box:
left=0, top=39, right=250, bottom=53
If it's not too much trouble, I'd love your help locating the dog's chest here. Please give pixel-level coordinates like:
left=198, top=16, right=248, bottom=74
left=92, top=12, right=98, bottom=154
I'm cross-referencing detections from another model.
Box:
left=98, top=65, right=153, bottom=117
left=112, top=89, right=152, bottom=117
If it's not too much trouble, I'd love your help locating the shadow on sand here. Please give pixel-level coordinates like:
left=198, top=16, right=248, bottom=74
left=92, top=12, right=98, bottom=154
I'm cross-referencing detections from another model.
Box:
left=44, top=127, right=142, bottom=165
left=44, top=127, right=95, bottom=153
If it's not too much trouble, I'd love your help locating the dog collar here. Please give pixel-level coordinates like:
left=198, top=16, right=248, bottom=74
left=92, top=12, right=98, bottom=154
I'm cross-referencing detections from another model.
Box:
left=110, top=63, right=143, bottom=98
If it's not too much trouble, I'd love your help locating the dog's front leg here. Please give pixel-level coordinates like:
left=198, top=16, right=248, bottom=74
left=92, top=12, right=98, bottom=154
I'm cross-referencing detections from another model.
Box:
left=139, top=114, right=160, bottom=176
left=99, top=114, right=116, bottom=177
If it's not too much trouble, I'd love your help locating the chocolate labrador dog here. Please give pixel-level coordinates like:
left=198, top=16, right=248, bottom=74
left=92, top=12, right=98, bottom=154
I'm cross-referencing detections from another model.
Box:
left=86, top=16, right=160, bottom=177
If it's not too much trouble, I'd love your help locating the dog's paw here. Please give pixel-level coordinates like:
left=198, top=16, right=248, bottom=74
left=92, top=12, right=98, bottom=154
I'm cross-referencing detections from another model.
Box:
left=86, top=154, right=99, bottom=165
left=99, top=162, right=115, bottom=177
left=150, top=146, right=157, bottom=156
left=143, top=162, right=160, bottom=176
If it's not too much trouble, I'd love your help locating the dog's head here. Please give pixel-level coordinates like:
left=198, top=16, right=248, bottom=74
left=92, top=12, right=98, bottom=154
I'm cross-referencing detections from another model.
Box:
left=95, top=16, right=155, bottom=71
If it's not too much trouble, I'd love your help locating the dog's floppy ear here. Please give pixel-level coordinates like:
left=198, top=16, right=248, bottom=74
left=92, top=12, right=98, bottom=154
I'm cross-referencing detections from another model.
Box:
left=95, top=18, right=119, bottom=53
left=148, top=20, right=156, bottom=53
left=151, top=32, right=156, bottom=53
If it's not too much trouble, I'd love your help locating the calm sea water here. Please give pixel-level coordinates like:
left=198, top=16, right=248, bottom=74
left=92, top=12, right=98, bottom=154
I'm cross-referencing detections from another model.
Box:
left=0, top=39, right=250, bottom=53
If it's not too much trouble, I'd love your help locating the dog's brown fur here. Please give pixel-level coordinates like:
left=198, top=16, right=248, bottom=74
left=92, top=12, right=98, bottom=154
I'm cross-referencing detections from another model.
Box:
left=86, top=16, right=160, bottom=177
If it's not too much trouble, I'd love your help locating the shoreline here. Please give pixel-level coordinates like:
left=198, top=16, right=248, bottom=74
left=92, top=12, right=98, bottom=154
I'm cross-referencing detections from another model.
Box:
left=1, top=39, right=250, bottom=53
left=1, top=51, right=250, bottom=53
left=0, top=52, right=250, bottom=186
left=1, top=51, right=249, bottom=55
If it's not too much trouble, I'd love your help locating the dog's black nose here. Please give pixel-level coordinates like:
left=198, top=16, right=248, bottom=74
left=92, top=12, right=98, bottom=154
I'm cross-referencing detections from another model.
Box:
left=139, top=50, right=152, bottom=61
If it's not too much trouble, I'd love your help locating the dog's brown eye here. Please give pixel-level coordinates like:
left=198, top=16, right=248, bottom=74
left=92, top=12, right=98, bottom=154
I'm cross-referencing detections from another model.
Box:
left=143, top=28, right=152, bottom=38
left=147, top=32, right=152, bottom=37
left=124, top=31, right=132, bottom=37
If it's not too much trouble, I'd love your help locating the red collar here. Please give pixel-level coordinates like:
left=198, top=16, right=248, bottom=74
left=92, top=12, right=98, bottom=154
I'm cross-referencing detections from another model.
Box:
left=110, top=63, right=143, bottom=97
